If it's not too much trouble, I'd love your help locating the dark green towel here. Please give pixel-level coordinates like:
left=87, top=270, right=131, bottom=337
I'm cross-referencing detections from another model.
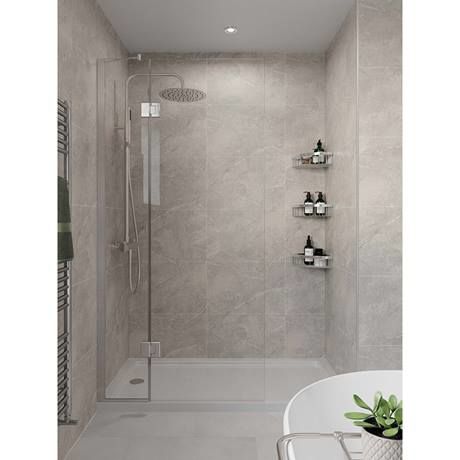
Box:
left=58, top=176, right=74, bottom=262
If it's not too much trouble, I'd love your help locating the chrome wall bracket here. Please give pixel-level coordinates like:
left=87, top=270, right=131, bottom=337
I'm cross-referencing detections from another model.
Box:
left=141, top=102, right=160, bottom=118
left=140, top=342, right=161, bottom=358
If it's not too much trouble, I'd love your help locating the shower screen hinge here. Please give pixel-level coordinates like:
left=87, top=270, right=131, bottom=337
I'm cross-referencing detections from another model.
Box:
left=141, top=102, right=160, bottom=118
left=140, top=341, right=161, bottom=358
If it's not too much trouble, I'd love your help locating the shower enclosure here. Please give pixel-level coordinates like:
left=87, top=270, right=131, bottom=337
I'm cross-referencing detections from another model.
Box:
left=96, top=55, right=229, bottom=401
left=96, top=51, right=357, bottom=403
left=96, top=54, right=268, bottom=403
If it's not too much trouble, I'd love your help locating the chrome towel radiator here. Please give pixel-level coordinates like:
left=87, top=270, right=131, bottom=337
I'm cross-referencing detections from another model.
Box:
left=57, top=99, right=77, bottom=425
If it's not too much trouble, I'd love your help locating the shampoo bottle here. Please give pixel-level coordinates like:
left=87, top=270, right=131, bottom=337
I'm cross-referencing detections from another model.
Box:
left=304, top=192, right=314, bottom=216
left=313, top=139, right=325, bottom=164
left=314, top=192, right=327, bottom=216
left=304, top=235, right=314, bottom=265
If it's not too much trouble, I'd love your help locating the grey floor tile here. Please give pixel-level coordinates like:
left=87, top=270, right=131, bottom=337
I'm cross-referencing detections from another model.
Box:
left=67, top=436, right=130, bottom=460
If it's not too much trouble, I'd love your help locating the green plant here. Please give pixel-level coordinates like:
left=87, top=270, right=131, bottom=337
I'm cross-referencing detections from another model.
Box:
left=344, top=392, right=403, bottom=439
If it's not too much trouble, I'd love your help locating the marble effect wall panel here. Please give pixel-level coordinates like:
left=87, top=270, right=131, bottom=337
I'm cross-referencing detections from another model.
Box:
left=127, top=53, right=327, bottom=359
left=325, top=7, right=358, bottom=374
left=324, top=0, right=402, bottom=373
left=58, top=0, right=128, bottom=457
left=357, top=0, right=402, bottom=370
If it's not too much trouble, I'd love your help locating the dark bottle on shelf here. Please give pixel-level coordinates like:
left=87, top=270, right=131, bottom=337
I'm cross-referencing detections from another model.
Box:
left=314, top=191, right=327, bottom=216
left=304, top=191, right=314, bottom=216
left=313, top=139, right=325, bottom=164
left=304, top=235, right=314, bottom=265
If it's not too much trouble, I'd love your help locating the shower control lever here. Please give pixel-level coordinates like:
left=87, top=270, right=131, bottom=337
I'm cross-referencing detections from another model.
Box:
left=110, top=240, right=139, bottom=252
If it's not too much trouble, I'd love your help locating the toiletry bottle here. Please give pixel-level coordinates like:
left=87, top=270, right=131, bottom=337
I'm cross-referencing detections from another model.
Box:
left=314, top=192, right=327, bottom=216
left=313, top=248, right=324, bottom=267
left=311, top=144, right=319, bottom=164
left=304, top=191, right=314, bottom=216
left=301, top=153, right=310, bottom=165
left=304, top=235, right=314, bottom=265
left=313, top=139, right=325, bottom=164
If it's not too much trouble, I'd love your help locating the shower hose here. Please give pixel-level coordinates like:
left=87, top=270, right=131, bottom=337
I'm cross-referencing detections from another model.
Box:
left=128, top=168, right=141, bottom=294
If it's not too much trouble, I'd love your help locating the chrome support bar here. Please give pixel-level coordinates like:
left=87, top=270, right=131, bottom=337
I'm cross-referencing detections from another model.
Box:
left=276, top=431, right=362, bottom=460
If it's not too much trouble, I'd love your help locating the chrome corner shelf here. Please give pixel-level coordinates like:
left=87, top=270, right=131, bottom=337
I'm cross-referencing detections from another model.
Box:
left=292, top=205, right=332, bottom=218
left=292, top=152, right=333, bottom=169
left=292, top=253, right=332, bottom=269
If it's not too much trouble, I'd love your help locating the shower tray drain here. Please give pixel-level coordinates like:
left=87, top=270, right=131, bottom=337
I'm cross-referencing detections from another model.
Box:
left=129, top=378, right=145, bottom=385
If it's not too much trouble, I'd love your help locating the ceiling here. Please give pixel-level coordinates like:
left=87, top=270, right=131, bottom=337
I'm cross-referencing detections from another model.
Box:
left=97, top=0, right=354, bottom=53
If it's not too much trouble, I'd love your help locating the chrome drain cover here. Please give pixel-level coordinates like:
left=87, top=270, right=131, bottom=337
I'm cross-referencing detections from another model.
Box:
left=129, top=378, right=144, bottom=385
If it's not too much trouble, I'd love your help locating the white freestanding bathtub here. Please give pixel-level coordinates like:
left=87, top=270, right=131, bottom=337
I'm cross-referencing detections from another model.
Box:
left=280, top=370, right=402, bottom=459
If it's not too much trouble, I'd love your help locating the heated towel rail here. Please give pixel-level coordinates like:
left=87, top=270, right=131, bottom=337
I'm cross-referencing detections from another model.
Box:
left=58, top=99, right=77, bottom=425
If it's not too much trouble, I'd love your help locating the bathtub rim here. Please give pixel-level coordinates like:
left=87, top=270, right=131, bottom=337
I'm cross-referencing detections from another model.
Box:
left=283, top=369, right=403, bottom=435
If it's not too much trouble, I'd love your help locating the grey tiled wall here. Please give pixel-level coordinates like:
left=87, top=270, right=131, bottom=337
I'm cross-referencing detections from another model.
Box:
left=325, top=7, right=359, bottom=374
left=357, top=0, right=402, bottom=370
left=126, top=53, right=327, bottom=359
left=100, top=59, right=130, bottom=387
left=58, top=0, right=127, bottom=457
left=324, top=0, right=402, bottom=373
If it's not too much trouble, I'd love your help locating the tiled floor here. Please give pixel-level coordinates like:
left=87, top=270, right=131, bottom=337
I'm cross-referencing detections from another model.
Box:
left=67, top=359, right=334, bottom=459
left=67, top=407, right=282, bottom=460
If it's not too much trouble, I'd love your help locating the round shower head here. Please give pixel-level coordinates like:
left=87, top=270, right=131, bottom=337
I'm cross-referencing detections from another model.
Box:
left=159, top=87, right=206, bottom=103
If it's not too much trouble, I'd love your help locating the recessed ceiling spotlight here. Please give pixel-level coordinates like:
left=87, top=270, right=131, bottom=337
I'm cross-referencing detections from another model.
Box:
left=224, top=25, right=238, bottom=34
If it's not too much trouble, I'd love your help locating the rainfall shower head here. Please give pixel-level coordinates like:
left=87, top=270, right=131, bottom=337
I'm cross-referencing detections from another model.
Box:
left=159, top=87, right=206, bottom=103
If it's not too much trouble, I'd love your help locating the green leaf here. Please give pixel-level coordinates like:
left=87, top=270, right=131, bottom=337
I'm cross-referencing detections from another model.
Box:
left=353, top=394, right=372, bottom=411
left=389, top=395, right=398, bottom=411
left=394, top=407, right=403, bottom=425
left=374, top=391, right=383, bottom=411
left=344, top=412, right=371, bottom=420
left=383, top=427, right=399, bottom=438
left=376, top=416, right=387, bottom=428
left=353, top=421, right=378, bottom=428
left=380, top=399, right=391, bottom=417
left=397, top=400, right=403, bottom=410
left=385, top=418, right=396, bottom=426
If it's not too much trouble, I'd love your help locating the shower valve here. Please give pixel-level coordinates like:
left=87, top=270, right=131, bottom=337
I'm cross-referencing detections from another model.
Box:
left=110, top=240, right=139, bottom=252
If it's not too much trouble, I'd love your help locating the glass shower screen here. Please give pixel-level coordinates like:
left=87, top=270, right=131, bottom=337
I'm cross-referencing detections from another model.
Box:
left=97, top=55, right=267, bottom=402
left=96, top=58, right=154, bottom=400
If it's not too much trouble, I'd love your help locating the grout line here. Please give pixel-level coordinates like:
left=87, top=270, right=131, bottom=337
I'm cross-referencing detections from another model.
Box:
left=354, top=0, right=361, bottom=372
left=71, top=344, right=97, bottom=376
left=262, top=54, right=267, bottom=391
left=359, top=65, right=402, bottom=70
left=204, top=55, right=209, bottom=359
left=71, top=275, right=97, bottom=288
left=62, top=409, right=97, bottom=460
left=71, top=203, right=97, bottom=209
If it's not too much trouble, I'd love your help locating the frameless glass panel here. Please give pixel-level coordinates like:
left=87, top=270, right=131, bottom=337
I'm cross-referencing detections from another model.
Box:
left=125, top=56, right=267, bottom=402
left=97, top=59, right=150, bottom=399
